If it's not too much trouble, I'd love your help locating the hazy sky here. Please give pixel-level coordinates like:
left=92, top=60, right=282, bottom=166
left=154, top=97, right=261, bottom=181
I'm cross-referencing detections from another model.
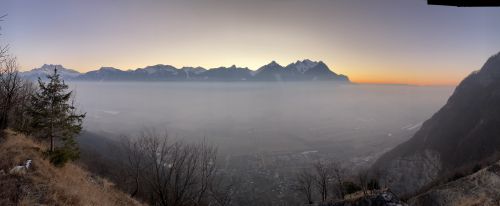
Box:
left=1, top=0, right=500, bottom=85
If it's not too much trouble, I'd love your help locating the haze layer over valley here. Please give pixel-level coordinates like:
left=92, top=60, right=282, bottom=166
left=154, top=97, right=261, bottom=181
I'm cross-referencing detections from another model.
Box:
left=70, top=82, right=452, bottom=163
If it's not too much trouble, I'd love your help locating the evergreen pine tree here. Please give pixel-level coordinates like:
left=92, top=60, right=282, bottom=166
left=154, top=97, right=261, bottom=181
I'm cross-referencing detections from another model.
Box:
left=29, top=67, right=85, bottom=165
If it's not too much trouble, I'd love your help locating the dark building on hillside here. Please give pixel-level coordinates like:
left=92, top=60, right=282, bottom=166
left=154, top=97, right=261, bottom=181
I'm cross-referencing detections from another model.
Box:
left=428, top=0, right=500, bottom=7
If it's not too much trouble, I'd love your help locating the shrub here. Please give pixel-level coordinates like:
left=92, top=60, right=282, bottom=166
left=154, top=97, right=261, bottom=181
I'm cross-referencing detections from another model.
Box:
left=367, top=179, right=380, bottom=190
left=45, top=148, right=79, bottom=167
left=449, top=172, right=464, bottom=182
left=472, top=164, right=482, bottom=173
left=343, top=181, right=361, bottom=195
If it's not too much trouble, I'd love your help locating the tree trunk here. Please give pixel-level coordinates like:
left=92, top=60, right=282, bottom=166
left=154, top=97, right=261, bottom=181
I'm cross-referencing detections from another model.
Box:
left=50, top=134, right=54, bottom=152
left=131, top=177, right=139, bottom=197
left=0, top=114, right=7, bottom=129
left=50, top=100, right=54, bottom=152
left=50, top=117, right=54, bottom=151
left=0, top=103, right=11, bottom=129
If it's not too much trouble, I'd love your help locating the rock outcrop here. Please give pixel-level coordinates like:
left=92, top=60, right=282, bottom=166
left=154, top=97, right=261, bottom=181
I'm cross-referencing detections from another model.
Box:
left=319, top=190, right=407, bottom=206
left=382, top=150, right=442, bottom=195
left=409, top=160, right=500, bottom=206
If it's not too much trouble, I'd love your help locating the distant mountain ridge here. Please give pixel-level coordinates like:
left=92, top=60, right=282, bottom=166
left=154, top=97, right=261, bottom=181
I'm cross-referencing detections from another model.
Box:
left=20, top=60, right=349, bottom=82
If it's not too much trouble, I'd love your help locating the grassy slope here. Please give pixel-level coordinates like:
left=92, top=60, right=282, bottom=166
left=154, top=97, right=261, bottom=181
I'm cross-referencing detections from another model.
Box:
left=0, top=130, right=143, bottom=206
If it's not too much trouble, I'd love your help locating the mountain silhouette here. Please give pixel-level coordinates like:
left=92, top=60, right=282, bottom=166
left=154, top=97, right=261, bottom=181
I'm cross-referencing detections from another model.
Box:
left=21, top=60, right=349, bottom=82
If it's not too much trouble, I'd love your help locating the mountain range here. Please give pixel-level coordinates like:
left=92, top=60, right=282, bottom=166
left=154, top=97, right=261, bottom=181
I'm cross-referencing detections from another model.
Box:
left=21, top=60, right=349, bottom=82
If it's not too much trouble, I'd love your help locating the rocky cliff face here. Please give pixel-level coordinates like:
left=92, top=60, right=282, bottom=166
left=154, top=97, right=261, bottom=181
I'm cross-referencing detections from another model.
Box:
left=409, top=160, right=500, bottom=206
left=373, top=52, right=500, bottom=195
left=382, top=150, right=442, bottom=195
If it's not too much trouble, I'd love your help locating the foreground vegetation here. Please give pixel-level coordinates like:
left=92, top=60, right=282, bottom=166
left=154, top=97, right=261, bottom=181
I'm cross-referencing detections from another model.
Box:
left=0, top=130, right=143, bottom=205
left=79, top=130, right=239, bottom=206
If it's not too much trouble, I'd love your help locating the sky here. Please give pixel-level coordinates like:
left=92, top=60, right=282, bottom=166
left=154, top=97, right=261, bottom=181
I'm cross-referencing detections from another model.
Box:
left=1, top=0, right=500, bottom=85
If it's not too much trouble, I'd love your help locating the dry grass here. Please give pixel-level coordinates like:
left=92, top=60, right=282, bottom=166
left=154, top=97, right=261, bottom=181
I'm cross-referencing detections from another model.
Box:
left=0, top=130, right=144, bottom=206
left=457, top=198, right=486, bottom=206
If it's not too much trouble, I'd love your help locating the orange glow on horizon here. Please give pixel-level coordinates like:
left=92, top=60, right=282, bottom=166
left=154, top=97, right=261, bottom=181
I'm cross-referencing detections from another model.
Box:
left=351, top=78, right=458, bottom=86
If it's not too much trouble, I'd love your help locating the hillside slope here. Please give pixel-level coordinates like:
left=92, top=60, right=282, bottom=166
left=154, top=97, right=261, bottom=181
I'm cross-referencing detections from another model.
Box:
left=409, top=160, right=500, bottom=206
left=373, top=52, right=500, bottom=195
left=0, top=130, right=142, bottom=206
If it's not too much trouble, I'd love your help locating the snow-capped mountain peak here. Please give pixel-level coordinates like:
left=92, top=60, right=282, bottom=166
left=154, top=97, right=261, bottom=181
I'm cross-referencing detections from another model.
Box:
left=21, top=64, right=81, bottom=80
left=140, top=64, right=178, bottom=74
left=181, top=67, right=206, bottom=75
left=287, top=59, right=319, bottom=73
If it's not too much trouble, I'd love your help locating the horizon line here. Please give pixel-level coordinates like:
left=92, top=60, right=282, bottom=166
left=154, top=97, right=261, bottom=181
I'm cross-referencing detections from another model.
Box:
left=21, top=63, right=460, bottom=87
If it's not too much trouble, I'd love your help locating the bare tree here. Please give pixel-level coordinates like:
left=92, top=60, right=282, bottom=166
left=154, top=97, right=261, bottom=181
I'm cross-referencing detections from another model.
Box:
left=171, top=142, right=201, bottom=205
left=295, top=169, right=315, bottom=204
left=0, top=14, right=34, bottom=131
left=372, top=168, right=387, bottom=190
left=209, top=174, right=240, bottom=206
left=313, top=161, right=330, bottom=202
left=140, top=131, right=172, bottom=206
left=0, top=14, right=8, bottom=61
left=121, top=136, right=148, bottom=197
left=357, top=169, right=369, bottom=197
left=331, top=161, right=346, bottom=199
left=120, top=129, right=229, bottom=206
left=0, top=56, right=22, bottom=129
left=9, top=80, right=36, bottom=132
left=0, top=14, right=35, bottom=133
left=195, top=138, right=218, bottom=205
left=0, top=14, right=17, bottom=129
